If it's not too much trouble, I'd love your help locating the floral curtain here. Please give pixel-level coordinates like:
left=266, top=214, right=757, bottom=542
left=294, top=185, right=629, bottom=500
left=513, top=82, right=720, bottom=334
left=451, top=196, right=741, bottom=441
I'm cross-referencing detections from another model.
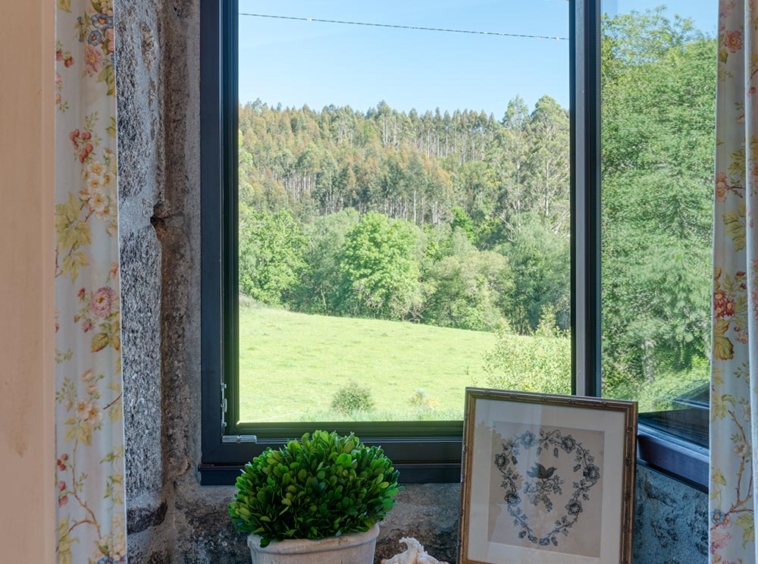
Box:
left=709, top=1, right=758, bottom=562
left=54, top=0, right=127, bottom=562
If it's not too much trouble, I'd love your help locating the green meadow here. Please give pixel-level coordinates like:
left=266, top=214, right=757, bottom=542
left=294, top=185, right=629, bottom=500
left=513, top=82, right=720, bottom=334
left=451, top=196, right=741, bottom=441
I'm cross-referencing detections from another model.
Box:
left=238, top=306, right=497, bottom=422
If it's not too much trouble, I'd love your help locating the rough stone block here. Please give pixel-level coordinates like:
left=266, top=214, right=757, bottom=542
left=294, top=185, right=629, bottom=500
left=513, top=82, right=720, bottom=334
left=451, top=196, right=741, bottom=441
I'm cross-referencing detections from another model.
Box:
left=375, top=484, right=460, bottom=564
left=121, top=228, right=163, bottom=503
left=173, top=484, right=249, bottom=564
left=128, top=501, right=168, bottom=535
left=116, top=0, right=163, bottom=204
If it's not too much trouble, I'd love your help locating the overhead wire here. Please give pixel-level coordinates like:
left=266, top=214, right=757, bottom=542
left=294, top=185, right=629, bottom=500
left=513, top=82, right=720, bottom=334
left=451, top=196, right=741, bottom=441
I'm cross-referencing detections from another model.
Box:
left=238, top=12, right=569, bottom=41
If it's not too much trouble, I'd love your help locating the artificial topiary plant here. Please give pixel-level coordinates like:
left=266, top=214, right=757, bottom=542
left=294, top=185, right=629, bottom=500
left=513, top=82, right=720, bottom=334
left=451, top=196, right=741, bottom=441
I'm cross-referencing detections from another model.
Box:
left=229, top=430, right=401, bottom=547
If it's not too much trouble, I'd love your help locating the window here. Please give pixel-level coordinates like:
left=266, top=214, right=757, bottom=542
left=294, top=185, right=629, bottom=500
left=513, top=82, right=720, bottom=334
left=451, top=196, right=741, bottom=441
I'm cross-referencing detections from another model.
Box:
left=236, top=1, right=571, bottom=429
left=200, top=0, right=712, bottom=489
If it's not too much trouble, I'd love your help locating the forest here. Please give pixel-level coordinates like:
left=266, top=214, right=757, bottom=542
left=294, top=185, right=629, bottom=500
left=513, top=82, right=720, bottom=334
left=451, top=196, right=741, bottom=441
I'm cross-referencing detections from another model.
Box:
left=237, top=9, right=716, bottom=403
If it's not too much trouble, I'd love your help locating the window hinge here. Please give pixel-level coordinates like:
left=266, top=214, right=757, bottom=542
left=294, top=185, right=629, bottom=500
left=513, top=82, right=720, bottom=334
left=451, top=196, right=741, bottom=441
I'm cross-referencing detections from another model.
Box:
left=221, top=382, right=228, bottom=431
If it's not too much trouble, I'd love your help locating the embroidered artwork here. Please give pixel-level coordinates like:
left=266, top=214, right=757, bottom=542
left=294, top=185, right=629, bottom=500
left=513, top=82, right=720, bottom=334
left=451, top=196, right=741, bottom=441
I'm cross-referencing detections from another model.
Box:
left=459, top=390, right=635, bottom=564
left=486, top=422, right=604, bottom=558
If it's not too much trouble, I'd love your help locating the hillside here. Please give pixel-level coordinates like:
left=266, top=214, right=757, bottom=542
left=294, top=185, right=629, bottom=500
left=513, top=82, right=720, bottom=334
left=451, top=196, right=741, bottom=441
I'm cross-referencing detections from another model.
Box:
left=238, top=306, right=497, bottom=421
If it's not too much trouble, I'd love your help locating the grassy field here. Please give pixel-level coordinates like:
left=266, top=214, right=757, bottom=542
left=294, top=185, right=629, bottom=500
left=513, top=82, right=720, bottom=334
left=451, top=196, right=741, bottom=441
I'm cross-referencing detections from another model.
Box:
left=238, top=306, right=497, bottom=422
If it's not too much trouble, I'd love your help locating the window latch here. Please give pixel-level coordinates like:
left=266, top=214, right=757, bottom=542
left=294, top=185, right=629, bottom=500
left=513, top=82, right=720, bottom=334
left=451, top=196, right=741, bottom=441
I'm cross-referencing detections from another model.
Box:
left=222, top=434, right=259, bottom=444
left=221, top=382, right=228, bottom=431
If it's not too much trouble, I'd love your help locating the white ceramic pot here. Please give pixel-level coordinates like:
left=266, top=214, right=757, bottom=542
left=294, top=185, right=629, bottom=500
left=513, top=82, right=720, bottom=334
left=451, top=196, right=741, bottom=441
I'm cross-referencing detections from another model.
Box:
left=247, top=524, right=380, bottom=564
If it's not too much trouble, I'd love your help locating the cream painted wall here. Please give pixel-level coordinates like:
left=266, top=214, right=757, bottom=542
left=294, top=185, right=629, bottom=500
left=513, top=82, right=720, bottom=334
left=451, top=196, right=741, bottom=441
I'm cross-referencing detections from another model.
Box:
left=0, top=1, right=56, bottom=561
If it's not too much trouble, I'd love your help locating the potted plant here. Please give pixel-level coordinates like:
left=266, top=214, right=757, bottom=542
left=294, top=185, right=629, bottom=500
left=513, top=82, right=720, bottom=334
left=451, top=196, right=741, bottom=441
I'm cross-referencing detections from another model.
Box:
left=229, top=430, right=401, bottom=564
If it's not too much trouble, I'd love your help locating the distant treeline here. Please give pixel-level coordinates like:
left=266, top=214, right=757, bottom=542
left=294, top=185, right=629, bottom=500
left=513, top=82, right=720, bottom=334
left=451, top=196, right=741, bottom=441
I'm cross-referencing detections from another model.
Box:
left=239, top=93, right=569, bottom=239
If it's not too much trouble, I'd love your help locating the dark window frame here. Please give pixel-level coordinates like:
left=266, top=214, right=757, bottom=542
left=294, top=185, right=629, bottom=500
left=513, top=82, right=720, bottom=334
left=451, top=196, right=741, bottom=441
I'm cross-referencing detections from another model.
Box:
left=199, top=0, right=708, bottom=490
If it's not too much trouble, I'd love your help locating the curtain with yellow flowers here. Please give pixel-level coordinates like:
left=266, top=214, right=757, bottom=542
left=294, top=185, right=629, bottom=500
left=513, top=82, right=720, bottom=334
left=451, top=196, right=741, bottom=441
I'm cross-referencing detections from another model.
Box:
left=709, top=1, right=758, bottom=561
left=55, top=0, right=127, bottom=562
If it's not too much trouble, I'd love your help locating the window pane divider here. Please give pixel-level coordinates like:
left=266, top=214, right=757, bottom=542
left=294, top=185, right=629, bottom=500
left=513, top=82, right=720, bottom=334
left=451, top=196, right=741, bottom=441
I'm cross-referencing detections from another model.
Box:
left=570, top=0, right=602, bottom=397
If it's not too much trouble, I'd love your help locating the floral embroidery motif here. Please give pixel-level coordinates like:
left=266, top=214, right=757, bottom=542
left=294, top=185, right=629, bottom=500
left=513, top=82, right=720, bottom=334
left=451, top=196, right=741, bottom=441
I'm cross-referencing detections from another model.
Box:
left=495, top=429, right=601, bottom=548
left=724, top=30, right=743, bottom=53
left=75, top=0, right=115, bottom=94
left=712, top=268, right=750, bottom=360
left=55, top=42, right=74, bottom=113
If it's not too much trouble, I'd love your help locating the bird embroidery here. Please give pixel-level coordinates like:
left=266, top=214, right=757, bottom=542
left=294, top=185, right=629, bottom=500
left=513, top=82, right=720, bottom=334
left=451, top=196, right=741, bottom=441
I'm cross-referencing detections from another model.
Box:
left=527, top=462, right=556, bottom=480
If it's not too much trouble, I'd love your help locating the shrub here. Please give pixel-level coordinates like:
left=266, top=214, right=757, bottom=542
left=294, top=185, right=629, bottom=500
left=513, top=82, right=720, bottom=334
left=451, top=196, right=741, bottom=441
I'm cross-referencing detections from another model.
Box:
left=330, top=381, right=375, bottom=415
left=229, top=431, right=400, bottom=546
left=408, top=389, right=439, bottom=413
left=483, top=324, right=571, bottom=395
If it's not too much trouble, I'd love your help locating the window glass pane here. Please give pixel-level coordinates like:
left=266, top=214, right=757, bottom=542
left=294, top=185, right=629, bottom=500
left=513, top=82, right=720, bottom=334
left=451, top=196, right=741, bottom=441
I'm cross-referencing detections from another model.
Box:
left=237, top=0, right=570, bottom=423
left=600, top=0, right=717, bottom=446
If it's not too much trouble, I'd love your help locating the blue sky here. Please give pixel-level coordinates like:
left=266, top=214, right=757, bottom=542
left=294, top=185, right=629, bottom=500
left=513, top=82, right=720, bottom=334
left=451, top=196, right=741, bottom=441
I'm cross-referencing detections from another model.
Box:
left=239, top=0, right=716, bottom=117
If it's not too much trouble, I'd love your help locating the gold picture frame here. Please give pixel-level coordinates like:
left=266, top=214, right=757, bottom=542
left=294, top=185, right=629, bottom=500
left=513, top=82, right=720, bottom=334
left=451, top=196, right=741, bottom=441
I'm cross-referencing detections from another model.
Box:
left=459, top=388, right=637, bottom=564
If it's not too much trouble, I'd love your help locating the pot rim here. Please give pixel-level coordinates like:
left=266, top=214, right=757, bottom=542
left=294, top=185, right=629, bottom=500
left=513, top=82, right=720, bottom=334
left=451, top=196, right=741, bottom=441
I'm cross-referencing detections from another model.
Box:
left=247, top=523, right=380, bottom=555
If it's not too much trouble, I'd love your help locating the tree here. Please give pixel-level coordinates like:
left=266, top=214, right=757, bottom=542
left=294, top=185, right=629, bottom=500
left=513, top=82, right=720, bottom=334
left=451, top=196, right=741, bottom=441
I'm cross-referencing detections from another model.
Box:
left=423, top=249, right=512, bottom=331
left=501, top=213, right=570, bottom=334
left=449, top=206, right=476, bottom=242
left=339, top=213, right=424, bottom=320
left=524, top=96, right=570, bottom=232
left=238, top=206, right=306, bottom=305
left=292, top=209, right=360, bottom=315
left=600, top=11, right=715, bottom=391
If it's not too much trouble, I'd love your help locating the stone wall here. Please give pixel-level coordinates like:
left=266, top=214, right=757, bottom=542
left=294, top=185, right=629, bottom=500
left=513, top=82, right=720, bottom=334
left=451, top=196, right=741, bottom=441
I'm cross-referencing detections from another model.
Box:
left=117, top=1, right=709, bottom=562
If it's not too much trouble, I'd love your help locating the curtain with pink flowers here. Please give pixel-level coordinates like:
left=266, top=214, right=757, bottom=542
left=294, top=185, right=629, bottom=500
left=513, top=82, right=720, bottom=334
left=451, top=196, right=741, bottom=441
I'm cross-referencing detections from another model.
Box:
left=54, top=0, right=127, bottom=562
left=709, top=1, right=758, bottom=562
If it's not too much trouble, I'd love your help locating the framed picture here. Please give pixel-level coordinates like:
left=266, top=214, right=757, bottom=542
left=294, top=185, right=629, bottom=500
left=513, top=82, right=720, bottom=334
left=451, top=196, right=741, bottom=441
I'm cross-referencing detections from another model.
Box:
left=458, top=388, right=637, bottom=564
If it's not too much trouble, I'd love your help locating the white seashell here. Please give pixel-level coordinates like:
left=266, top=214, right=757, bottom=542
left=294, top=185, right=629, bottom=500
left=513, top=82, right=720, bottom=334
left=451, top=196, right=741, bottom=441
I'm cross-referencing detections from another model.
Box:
left=381, top=537, right=449, bottom=564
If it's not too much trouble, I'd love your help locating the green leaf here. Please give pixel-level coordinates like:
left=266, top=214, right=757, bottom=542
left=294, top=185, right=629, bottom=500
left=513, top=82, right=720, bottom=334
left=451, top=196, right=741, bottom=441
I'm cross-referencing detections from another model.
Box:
left=57, top=517, right=74, bottom=564
left=91, top=333, right=110, bottom=353
left=108, top=402, right=122, bottom=422
left=55, top=193, right=80, bottom=236
left=728, top=149, right=746, bottom=177
left=737, top=513, right=755, bottom=547
left=723, top=212, right=746, bottom=251
left=99, top=63, right=116, bottom=97
left=712, top=394, right=730, bottom=421
left=58, top=219, right=92, bottom=257
left=107, top=116, right=117, bottom=138
left=714, top=334, right=734, bottom=362
left=229, top=431, right=400, bottom=541
left=57, top=0, right=71, bottom=12
left=61, top=251, right=89, bottom=282
left=713, top=368, right=724, bottom=386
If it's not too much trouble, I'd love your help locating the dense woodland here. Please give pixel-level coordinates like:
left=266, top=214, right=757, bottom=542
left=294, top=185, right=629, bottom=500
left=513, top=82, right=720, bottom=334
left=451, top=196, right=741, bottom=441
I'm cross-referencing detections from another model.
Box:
left=238, top=9, right=716, bottom=399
